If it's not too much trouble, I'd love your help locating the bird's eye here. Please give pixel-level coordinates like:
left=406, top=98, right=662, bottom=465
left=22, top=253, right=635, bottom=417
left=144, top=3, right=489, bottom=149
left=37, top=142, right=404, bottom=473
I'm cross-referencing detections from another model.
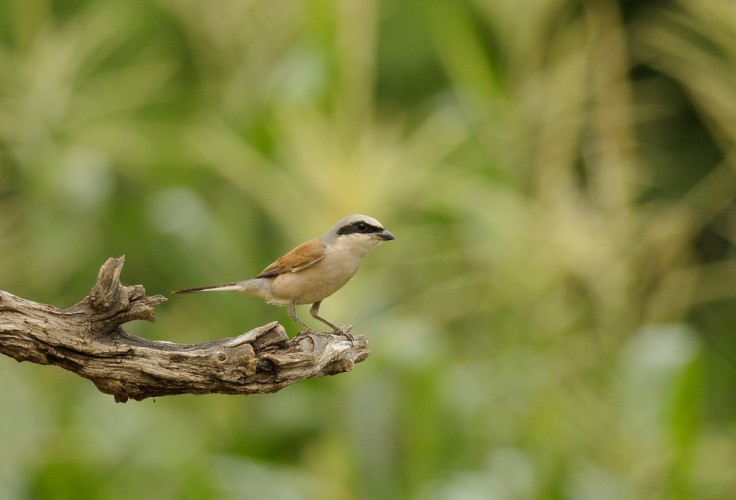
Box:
left=356, top=222, right=368, bottom=232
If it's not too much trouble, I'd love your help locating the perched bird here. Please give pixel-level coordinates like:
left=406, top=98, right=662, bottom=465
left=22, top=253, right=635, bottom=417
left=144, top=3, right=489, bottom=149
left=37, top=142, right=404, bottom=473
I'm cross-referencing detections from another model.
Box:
left=174, top=214, right=395, bottom=336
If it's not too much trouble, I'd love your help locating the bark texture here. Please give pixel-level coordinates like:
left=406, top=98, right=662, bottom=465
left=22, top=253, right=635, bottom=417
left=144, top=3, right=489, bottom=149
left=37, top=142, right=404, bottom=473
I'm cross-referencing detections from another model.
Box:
left=0, top=257, right=370, bottom=402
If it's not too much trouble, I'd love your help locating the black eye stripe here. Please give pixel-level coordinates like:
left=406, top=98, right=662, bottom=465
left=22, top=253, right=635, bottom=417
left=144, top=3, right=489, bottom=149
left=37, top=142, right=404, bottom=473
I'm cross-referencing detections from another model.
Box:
left=337, top=221, right=384, bottom=236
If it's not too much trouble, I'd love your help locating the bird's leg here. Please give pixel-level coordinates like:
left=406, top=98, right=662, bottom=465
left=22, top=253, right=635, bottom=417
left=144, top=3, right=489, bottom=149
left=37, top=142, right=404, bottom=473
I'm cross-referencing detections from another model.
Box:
left=311, top=301, right=354, bottom=342
left=309, top=301, right=338, bottom=331
left=288, top=299, right=315, bottom=334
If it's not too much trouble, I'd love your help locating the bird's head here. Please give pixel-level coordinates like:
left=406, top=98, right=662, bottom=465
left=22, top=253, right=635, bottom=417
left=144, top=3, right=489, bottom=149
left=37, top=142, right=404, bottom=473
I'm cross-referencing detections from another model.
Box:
left=325, top=214, right=395, bottom=255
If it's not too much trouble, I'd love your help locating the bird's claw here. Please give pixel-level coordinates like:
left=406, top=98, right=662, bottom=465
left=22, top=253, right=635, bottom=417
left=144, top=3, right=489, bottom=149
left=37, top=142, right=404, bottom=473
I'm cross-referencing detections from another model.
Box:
left=333, top=325, right=354, bottom=344
left=294, top=325, right=354, bottom=345
left=295, top=327, right=318, bottom=338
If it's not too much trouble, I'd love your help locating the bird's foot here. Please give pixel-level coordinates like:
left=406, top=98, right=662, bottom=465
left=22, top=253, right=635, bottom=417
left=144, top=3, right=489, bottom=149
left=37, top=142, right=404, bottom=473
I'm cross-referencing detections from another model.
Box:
left=295, top=327, right=319, bottom=338
left=294, top=325, right=354, bottom=345
left=333, top=325, right=354, bottom=344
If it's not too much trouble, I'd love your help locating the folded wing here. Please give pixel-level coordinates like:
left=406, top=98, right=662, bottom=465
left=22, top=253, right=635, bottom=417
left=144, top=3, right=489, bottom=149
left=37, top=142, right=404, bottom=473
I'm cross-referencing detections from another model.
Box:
left=255, top=238, right=326, bottom=278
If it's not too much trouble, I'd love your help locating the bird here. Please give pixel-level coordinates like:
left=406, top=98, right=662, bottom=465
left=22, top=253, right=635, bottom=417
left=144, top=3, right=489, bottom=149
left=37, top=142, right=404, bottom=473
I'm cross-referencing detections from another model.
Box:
left=173, top=214, right=395, bottom=337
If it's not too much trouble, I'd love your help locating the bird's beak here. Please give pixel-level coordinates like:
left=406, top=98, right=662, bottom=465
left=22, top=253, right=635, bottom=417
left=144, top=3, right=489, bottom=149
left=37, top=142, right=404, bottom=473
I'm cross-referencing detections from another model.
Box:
left=375, top=229, right=395, bottom=241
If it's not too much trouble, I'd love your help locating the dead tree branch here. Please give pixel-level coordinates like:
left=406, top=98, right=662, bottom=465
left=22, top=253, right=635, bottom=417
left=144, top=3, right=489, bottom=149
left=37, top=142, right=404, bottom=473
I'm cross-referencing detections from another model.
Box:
left=0, top=257, right=370, bottom=402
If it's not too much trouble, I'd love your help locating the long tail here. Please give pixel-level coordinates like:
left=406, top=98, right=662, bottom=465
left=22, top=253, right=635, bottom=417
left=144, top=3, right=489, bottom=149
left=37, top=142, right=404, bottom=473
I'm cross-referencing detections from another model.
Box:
left=172, top=282, right=245, bottom=294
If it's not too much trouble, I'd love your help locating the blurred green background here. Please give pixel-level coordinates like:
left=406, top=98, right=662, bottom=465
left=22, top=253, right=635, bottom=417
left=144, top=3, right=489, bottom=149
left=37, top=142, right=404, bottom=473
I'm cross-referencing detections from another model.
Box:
left=1, top=0, right=736, bottom=498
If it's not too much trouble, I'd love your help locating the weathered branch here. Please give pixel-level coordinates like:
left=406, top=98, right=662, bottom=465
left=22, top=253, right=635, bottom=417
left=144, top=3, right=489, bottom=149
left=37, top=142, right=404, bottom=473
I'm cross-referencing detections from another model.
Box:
left=0, top=257, right=370, bottom=402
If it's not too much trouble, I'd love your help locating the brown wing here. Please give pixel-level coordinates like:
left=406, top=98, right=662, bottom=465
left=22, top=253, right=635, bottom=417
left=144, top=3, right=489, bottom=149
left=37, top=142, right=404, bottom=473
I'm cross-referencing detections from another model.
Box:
left=254, top=238, right=326, bottom=278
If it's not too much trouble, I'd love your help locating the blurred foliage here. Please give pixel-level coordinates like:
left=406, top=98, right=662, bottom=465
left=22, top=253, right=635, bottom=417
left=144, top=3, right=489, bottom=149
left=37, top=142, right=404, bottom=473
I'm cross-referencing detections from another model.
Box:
left=1, top=0, right=735, bottom=498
